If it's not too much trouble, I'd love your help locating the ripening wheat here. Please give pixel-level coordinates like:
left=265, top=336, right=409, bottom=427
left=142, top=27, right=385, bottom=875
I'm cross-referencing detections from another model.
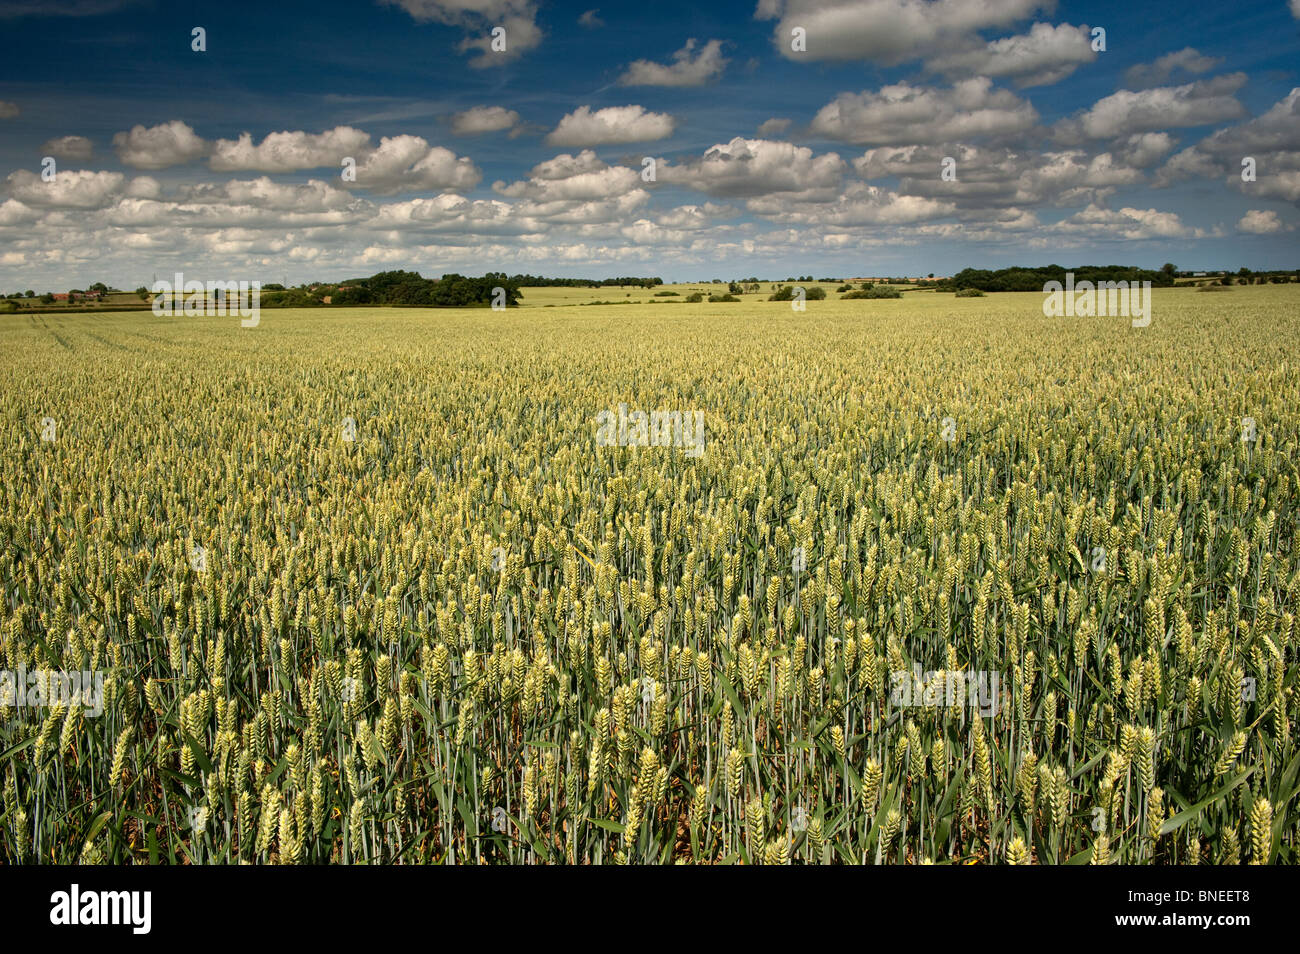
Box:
left=1, top=285, right=1297, bottom=864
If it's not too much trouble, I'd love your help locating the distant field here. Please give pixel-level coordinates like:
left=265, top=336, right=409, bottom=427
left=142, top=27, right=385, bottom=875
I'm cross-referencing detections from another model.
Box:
left=1, top=282, right=910, bottom=314
left=513, top=280, right=903, bottom=307
left=2, top=284, right=1298, bottom=864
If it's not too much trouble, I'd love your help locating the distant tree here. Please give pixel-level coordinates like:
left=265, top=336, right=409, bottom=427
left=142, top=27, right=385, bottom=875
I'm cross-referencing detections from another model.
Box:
left=135, top=285, right=149, bottom=300
left=950, top=264, right=1174, bottom=291
left=1160, top=263, right=1177, bottom=279
left=332, top=284, right=372, bottom=305
left=40, top=293, right=54, bottom=304
left=769, top=284, right=824, bottom=301
left=728, top=282, right=742, bottom=294
left=25, top=290, right=35, bottom=298
left=89, top=282, right=108, bottom=295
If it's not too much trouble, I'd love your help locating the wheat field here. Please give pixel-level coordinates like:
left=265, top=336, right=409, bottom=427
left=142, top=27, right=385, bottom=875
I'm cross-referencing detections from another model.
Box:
left=1, top=285, right=1298, bottom=864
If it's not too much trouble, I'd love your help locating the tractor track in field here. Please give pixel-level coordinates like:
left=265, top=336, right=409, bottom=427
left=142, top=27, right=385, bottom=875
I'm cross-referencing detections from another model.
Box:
left=80, top=330, right=133, bottom=353
left=35, top=315, right=74, bottom=351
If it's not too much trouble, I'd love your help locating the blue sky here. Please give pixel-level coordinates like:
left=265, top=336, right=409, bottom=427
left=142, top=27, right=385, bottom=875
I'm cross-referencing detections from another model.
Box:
left=0, top=0, right=1297, bottom=289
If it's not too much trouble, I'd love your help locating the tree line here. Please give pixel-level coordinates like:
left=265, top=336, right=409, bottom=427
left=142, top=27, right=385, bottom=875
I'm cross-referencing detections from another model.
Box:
left=261, top=271, right=522, bottom=308
left=949, top=264, right=1179, bottom=292
left=502, top=274, right=663, bottom=288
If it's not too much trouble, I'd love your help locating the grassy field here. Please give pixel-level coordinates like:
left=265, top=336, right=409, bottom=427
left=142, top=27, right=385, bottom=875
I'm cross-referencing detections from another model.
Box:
left=2, top=285, right=1298, bottom=864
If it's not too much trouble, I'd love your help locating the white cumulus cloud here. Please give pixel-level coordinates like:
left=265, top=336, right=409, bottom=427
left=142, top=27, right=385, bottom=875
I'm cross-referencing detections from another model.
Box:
left=1057, top=74, right=1247, bottom=140
left=112, top=120, right=208, bottom=169
left=5, top=168, right=124, bottom=208
left=1237, top=209, right=1285, bottom=233
left=618, top=39, right=727, bottom=86
left=660, top=137, right=846, bottom=198
left=346, top=135, right=481, bottom=194
left=39, top=135, right=94, bottom=160
left=209, top=127, right=371, bottom=172
left=450, top=106, right=520, bottom=135
left=757, top=0, right=1047, bottom=65
left=926, top=22, right=1096, bottom=87
left=547, top=105, right=676, bottom=146
left=812, top=78, right=1038, bottom=145
left=383, top=0, right=543, bottom=66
